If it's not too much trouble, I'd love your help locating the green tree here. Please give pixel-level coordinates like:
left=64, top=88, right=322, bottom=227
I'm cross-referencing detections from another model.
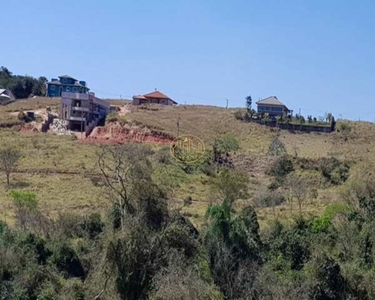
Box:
left=306, top=253, right=346, bottom=300
left=0, top=67, right=47, bottom=98
left=204, top=201, right=262, bottom=298
left=245, top=95, right=252, bottom=111
left=0, top=148, right=21, bottom=187
left=97, top=144, right=155, bottom=230
left=211, top=168, right=249, bottom=203
left=268, top=155, right=294, bottom=180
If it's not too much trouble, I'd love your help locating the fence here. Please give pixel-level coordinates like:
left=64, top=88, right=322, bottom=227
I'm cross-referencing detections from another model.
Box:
left=248, top=119, right=335, bottom=133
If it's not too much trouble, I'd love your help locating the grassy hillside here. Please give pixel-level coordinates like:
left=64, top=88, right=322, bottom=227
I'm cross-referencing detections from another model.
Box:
left=1, top=99, right=375, bottom=228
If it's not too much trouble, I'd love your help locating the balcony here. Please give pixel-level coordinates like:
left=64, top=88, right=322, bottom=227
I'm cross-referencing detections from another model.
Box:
left=72, top=106, right=89, bottom=112
left=69, top=116, right=86, bottom=122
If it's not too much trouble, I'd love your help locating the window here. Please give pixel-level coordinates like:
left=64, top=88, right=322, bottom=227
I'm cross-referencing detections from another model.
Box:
left=73, top=87, right=77, bottom=92
left=66, top=87, right=70, bottom=92
left=51, top=85, right=55, bottom=90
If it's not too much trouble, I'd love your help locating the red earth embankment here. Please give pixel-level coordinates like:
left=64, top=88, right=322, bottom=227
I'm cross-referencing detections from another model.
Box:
left=85, top=121, right=174, bottom=145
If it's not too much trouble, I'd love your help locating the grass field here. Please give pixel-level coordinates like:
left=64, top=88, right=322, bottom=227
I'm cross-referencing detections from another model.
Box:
left=1, top=99, right=375, bottom=228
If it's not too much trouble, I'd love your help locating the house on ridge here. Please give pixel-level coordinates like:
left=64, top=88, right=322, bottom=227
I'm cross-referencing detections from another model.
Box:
left=47, top=75, right=89, bottom=97
left=132, top=90, right=177, bottom=106
left=256, top=96, right=292, bottom=117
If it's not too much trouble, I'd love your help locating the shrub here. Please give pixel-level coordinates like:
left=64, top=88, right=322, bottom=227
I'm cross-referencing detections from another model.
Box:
left=320, top=157, right=350, bottom=185
left=18, top=234, right=51, bottom=264
left=311, top=203, right=350, bottom=233
left=268, top=156, right=294, bottom=179
left=268, top=138, right=287, bottom=156
left=215, top=134, right=240, bottom=153
left=54, top=213, right=83, bottom=238
left=105, top=111, right=118, bottom=123
left=234, top=110, right=244, bottom=120
left=200, top=155, right=218, bottom=177
left=155, top=147, right=171, bottom=164
left=211, top=168, right=249, bottom=203
left=180, top=163, right=196, bottom=174
left=48, top=241, right=85, bottom=279
left=253, top=191, right=285, bottom=209
left=80, top=213, right=104, bottom=239
left=337, top=122, right=352, bottom=140
left=10, top=191, right=37, bottom=210
left=305, top=254, right=346, bottom=299
left=183, top=196, right=193, bottom=207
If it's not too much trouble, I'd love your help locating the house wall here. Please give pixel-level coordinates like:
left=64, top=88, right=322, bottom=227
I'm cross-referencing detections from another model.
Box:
left=47, top=76, right=89, bottom=97
left=47, top=84, right=89, bottom=97
left=132, top=97, right=175, bottom=106
left=61, top=92, right=109, bottom=132
left=257, top=104, right=287, bottom=116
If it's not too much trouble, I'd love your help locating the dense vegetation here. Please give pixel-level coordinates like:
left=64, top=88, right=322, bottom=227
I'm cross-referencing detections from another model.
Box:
left=1, top=139, right=375, bottom=299
left=0, top=67, right=47, bottom=99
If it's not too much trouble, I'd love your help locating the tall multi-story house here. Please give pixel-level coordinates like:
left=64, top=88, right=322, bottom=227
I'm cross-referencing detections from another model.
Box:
left=60, top=92, right=110, bottom=135
left=47, top=75, right=89, bottom=97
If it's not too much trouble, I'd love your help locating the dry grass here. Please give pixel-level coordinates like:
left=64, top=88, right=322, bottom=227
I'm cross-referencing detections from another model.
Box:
left=0, top=97, right=60, bottom=125
left=124, top=105, right=274, bottom=155
left=0, top=173, right=108, bottom=226
left=105, top=99, right=132, bottom=106
left=2, top=101, right=375, bottom=228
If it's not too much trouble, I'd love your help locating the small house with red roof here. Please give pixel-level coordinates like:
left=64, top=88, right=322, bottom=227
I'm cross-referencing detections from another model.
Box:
left=132, top=90, right=177, bottom=106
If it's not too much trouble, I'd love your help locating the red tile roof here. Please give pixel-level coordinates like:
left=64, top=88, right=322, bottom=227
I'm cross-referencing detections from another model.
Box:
left=144, top=90, right=171, bottom=99
left=133, top=95, right=147, bottom=100
left=143, top=90, right=177, bottom=104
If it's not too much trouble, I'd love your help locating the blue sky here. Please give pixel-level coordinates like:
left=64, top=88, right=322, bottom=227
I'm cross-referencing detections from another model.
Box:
left=2, top=0, right=375, bottom=121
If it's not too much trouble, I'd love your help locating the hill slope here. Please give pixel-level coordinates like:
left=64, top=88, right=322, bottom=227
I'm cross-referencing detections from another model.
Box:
left=1, top=100, right=375, bottom=228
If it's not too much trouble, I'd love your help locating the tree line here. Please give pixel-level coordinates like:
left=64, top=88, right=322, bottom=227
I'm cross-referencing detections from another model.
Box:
left=0, top=66, right=47, bottom=99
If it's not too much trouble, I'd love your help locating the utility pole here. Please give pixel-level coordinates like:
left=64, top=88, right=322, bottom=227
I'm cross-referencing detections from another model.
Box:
left=80, top=112, right=84, bottom=139
left=80, top=111, right=87, bottom=139
left=177, top=113, right=180, bottom=137
left=226, top=99, right=229, bottom=109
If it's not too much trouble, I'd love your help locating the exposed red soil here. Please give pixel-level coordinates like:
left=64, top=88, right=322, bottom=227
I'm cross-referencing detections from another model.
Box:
left=85, top=121, right=174, bottom=145
left=20, top=123, right=40, bottom=133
